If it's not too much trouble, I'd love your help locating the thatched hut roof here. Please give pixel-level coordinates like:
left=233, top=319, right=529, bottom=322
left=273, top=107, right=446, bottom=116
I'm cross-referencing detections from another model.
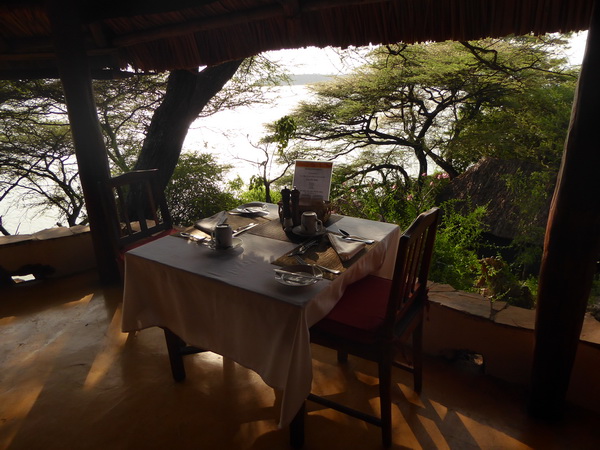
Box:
left=438, top=158, right=555, bottom=240
left=0, top=0, right=593, bottom=79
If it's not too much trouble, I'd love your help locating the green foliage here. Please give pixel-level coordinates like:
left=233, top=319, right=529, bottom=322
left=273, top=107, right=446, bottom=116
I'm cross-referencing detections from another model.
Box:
left=448, top=83, right=575, bottom=169
left=503, top=169, right=556, bottom=276
left=475, top=256, right=535, bottom=308
left=282, top=36, right=576, bottom=184
left=330, top=167, right=487, bottom=292
left=234, top=179, right=283, bottom=205
left=522, top=275, right=539, bottom=302
left=164, top=153, right=237, bottom=226
left=273, top=115, right=297, bottom=154
left=330, top=168, right=450, bottom=228
left=276, top=36, right=574, bottom=297
left=429, top=200, right=488, bottom=291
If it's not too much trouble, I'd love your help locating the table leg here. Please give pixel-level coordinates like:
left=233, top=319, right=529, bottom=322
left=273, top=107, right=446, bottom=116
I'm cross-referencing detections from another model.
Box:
left=289, top=402, right=305, bottom=449
left=163, top=327, right=186, bottom=382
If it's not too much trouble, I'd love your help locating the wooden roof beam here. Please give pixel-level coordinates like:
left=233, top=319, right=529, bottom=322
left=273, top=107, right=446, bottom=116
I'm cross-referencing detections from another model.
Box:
left=112, top=0, right=388, bottom=48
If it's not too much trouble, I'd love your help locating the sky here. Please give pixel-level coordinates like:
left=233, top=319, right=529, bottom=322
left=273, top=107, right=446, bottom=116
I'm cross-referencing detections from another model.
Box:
left=264, top=45, right=374, bottom=76
left=564, top=31, right=588, bottom=64
left=266, top=30, right=589, bottom=75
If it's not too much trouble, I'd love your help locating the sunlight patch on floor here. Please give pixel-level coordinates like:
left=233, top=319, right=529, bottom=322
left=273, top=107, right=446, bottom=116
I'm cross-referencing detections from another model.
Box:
left=355, top=370, right=379, bottom=386
left=0, top=333, right=67, bottom=449
left=0, top=379, right=45, bottom=448
left=84, top=305, right=127, bottom=390
left=398, top=382, right=426, bottom=408
left=417, top=413, right=451, bottom=449
left=393, top=407, right=422, bottom=449
left=456, top=411, right=533, bottom=450
left=429, top=399, right=449, bottom=421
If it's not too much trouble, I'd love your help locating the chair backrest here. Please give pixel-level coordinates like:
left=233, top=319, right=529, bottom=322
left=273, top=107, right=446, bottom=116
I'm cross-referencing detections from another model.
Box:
left=103, top=169, right=173, bottom=250
left=384, top=207, right=440, bottom=338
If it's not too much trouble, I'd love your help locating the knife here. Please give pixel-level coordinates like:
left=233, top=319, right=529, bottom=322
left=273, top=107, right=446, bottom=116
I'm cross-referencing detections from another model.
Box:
left=232, top=223, right=258, bottom=236
left=274, top=269, right=322, bottom=281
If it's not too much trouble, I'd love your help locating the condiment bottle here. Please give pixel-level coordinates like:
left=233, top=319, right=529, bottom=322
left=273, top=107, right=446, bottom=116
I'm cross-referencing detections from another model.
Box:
left=281, top=187, right=293, bottom=230
left=281, top=187, right=291, bottom=217
left=291, top=186, right=300, bottom=226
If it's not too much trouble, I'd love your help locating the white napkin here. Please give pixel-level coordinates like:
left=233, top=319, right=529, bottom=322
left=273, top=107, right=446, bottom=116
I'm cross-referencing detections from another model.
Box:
left=194, top=211, right=227, bottom=234
left=327, top=233, right=365, bottom=261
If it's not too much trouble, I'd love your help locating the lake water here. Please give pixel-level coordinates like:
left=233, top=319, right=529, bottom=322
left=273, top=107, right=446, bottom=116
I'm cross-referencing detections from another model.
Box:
left=184, top=83, right=313, bottom=183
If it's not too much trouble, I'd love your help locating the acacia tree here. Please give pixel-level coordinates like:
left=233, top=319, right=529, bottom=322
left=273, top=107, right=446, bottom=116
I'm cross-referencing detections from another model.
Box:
left=284, top=36, right=577, bottom=192
left=0, top=79, right=84, bottom=227
left=0, top=56, right=288, bottom=230
left=239, top=116, right=299, bottom=203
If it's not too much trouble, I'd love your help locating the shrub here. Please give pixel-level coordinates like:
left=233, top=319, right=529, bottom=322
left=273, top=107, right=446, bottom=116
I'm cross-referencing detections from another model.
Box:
left=165, top=153, right=237, bottom=226
left=430, top=199, right=488, bottom=291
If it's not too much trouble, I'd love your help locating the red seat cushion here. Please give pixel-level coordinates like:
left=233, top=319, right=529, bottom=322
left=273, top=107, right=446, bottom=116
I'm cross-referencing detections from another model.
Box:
left=118, top=228, right=178, bottom=261
left=314, top=275, right=392, bottom=343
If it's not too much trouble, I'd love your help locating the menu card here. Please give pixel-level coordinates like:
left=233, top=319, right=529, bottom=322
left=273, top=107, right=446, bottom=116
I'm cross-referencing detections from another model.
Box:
left=292, top=160, right=333, bottom=201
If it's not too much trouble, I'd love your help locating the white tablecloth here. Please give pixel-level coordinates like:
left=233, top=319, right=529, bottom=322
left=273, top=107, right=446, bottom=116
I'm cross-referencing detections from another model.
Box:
left=121, top=205, right=400, bottom=427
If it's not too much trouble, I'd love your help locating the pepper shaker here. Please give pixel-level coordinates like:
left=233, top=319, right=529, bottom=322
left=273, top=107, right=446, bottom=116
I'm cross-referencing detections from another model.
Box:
left=291, top=186, right=300, bottom=226
left=281, top=187, right=293, bottom=230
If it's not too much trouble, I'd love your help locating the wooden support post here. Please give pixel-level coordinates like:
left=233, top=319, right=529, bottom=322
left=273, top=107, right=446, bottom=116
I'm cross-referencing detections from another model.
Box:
left=529, top=8, right=600, bottom=419
left=47, top=1, right=120, bottom=283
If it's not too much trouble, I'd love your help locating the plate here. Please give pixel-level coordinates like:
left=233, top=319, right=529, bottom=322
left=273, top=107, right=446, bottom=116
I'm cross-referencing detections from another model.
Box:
left=232, top=202, right=268, bottom=216
left=292, top=225, right=327, bottom=237
left=275, top=265, right=323, bottom=286
left=207, top=237, right=243, bottom=251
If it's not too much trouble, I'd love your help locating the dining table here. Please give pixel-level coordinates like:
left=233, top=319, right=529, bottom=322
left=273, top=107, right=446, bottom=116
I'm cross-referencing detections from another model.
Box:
left=121, top=203, right=401, bottom=429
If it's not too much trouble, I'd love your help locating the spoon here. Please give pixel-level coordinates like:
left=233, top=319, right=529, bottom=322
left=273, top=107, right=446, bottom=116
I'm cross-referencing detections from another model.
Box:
left=337, top=228, right=375, bottom=244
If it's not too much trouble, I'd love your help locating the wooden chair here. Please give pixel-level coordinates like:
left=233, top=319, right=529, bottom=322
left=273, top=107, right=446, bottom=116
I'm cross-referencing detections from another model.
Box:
left=102, top=169, right=177, bottom=278
left=294, top=207, right=440, bottom=448
left=106, top=169, right=212, bottom=381
left=102, top=169, right=207, bottom=381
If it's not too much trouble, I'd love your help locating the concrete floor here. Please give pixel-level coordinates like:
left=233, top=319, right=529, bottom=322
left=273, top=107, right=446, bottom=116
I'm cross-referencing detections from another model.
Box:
left=1, top=271, right=599, bottom=449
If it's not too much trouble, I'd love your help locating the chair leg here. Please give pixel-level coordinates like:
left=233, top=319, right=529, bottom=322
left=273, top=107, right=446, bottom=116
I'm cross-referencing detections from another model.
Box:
left=289, top=402, right=305, bottom=449
left=413, top=321, right=423, bottom=393
left=163, top=328, right=186, bottom=382
left=379, top=359, right=392, bottom=448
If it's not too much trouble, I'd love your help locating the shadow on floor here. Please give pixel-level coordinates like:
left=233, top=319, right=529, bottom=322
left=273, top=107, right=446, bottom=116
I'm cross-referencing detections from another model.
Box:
left=1, top=271, right=598, bottom=449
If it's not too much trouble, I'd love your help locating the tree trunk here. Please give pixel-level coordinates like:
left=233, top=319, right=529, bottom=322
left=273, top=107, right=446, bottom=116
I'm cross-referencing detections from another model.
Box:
left=0, top=217, right=9, bottom=236
left=529, top=5, right=600, bottom=419
left=134, top=61, right=243, bottom=191
left=48, top=0, right=119, bottom=283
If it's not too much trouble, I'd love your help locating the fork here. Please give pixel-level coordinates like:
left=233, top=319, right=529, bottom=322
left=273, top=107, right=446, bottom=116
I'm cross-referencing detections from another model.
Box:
left=287, top=239, right=318, bottom=257
left=294, top=255, right=341, bottom=275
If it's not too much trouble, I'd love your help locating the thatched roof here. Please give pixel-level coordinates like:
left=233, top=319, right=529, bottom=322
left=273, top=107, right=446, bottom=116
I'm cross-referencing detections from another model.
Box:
left=0, top=0, right=593, bottom=79
left=437, top=158, right=555, bottom=240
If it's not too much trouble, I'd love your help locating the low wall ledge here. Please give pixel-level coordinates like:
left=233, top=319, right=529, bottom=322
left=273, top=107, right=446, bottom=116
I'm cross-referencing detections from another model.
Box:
left=428, top=282, right=600, bottom=347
